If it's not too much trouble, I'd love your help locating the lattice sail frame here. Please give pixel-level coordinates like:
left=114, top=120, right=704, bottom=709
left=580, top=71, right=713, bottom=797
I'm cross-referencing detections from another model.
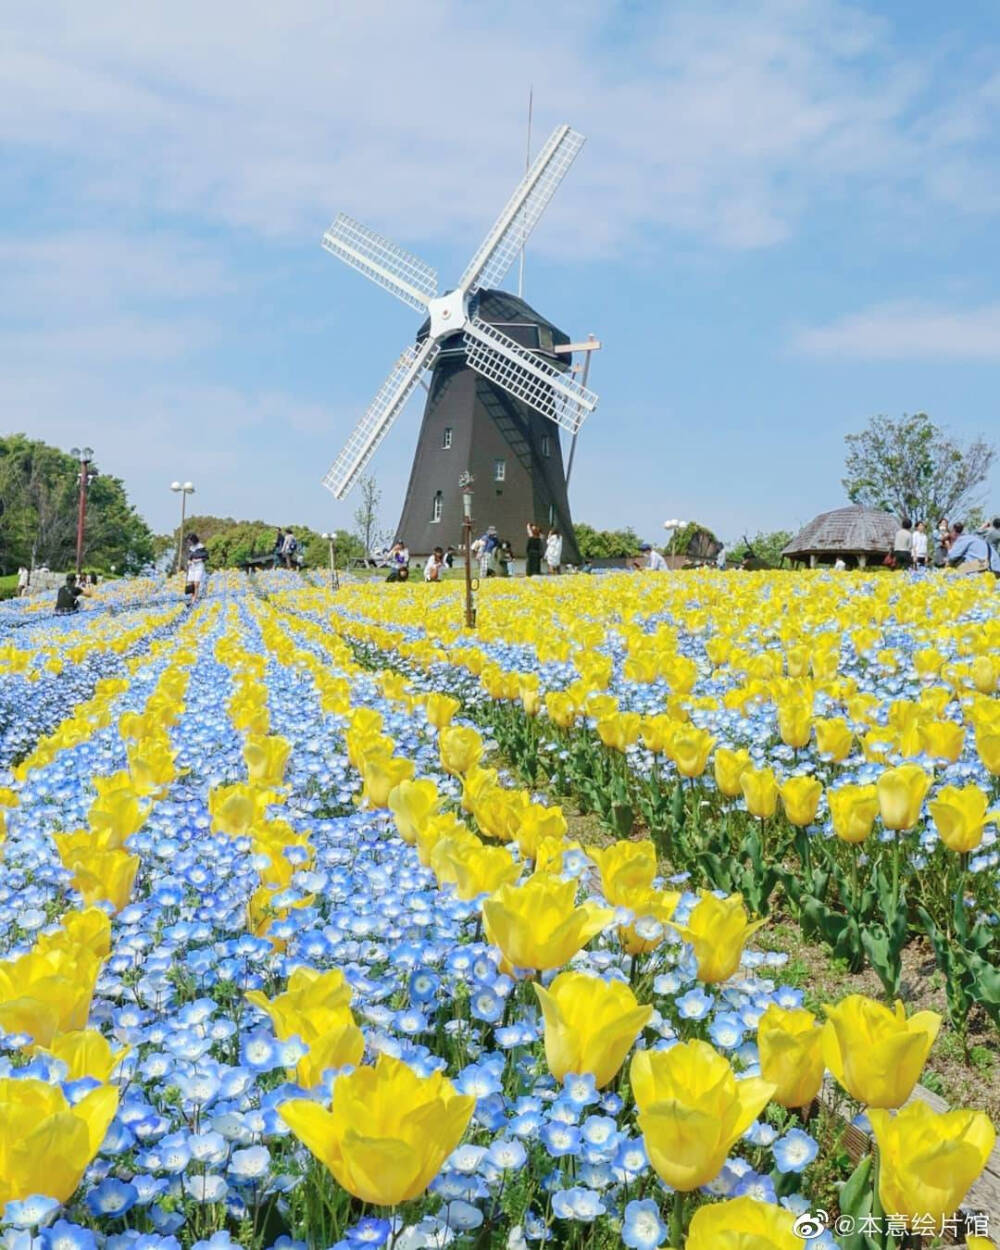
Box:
left=320, top=124, right=594, bottom=499
left=463, top=317, right=596, bottom=435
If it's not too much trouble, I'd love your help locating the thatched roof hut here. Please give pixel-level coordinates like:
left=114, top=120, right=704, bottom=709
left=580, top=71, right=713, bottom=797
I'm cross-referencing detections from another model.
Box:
left=783, top=505, right=897, bottom=567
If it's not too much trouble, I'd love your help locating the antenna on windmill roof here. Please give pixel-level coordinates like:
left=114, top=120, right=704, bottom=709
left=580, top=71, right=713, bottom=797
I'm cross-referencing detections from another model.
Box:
left=319, top=122, right=597, bottom=503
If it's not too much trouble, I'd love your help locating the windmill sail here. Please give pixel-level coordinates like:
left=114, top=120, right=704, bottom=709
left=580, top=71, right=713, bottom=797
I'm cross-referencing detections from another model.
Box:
left=322, top=214, right=438, bottom=313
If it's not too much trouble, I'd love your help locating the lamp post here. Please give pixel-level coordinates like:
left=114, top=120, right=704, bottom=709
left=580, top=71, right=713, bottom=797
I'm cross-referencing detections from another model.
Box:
left=69, top=447, right=95, bottom=576
left=321, top=532, right=339, bottom=590
left=460, top=471, right=476, bottom=629
left=171, top=482, right=195, bottom=575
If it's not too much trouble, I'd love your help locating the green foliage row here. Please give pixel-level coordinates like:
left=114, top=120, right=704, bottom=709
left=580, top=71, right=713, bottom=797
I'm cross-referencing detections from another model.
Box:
left=161, top=515, right=366, bottom=571
left=0, top=434, right=154, bottom=575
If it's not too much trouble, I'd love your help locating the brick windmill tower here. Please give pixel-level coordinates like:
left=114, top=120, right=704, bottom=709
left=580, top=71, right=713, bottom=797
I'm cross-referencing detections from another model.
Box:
left=318, top=125, right=598, bottom=564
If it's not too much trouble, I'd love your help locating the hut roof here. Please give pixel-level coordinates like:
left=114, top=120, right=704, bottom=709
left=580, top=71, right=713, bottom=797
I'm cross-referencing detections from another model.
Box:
left=783, top=506, right=897, bottom=558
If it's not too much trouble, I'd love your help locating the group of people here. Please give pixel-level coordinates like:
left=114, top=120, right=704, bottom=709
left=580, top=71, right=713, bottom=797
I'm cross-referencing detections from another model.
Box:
left=380, top=523, right=564, bottom=584
left=524, top=524, right=563, bottom=576
left=892, top=516, right=1000, bottom=576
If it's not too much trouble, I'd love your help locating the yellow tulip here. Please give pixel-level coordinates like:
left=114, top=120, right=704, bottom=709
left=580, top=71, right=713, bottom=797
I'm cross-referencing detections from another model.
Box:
left=387, top=778, right=441, bottom=844
left=870, top=1101, right=996, bottom=1231
left=244, top=735, right=292, bottom=787
left=668, top=725, right=715, bottom=778
left=439, top=725, right=484, bottom=776
left=586, top=693, right=619, bottom=721
left=590, top=839, right=657, bottom=905
left=596, top=712, right=642, bottom=752
left=512, top=803, right=568, bottom=861
left=668, top=891, right=766, bottom=984
left=0, top=787, right=19, bottom=807
left=929, top=784, right=1000, bottom=855
left=416, top=811, right=470, bottom=867
left=70, top=847, right=140, bottom=913
left=777, top=699, right=812, bottom=749
left=975, top=730, right=1000, bottom=776
left=814, top=716, right=854, bottom=762
left=424, top=693, right=461, bottom=728
left=640, top=714, right=680, bottom=756
left=88, top=787, right=149, bottom=845
left=345, top=728, right=393, bottom=772
left=970, top=655, right=997, bottom=695
left=545, top=691, right=578, bottom=730
left=246, top=967, right=364, bottom=1087
left=533, top=836, right=582, bottom=876
left=823, top=994, right=941, bottom=1108
left=918, top=720, right=965, bottom=763
left=614, top=886, right=680, bottom=955
left=280, top=1054, right=474, bottom=1205
left=779, top=776, right=823, bottom=827
left=631, top=1040, right=775, bottom=1190
left=686, top=1197, right=804, bottom=1249
left=877, top=764, right=932, bottom=831
left=360, top=754, right=415, bottom=808
left=757, top=1004, right=824, bottom=1108
left=482, top=874, right=612, bottom=973
left=461, top=765, right=500, bottom=813
left=40, top=908, right=111, bottom=960
left=40, top=1029, right=129, bottom=1082
left=534, top=971, right=651, bottom=1087
left=0, top=947, right=101, bottom=1045
left=432, top=838, right=520, bottom=901
left=740, top=766, right=779, bottom=819
left=828, top=784, right=880, bottom=844
left=209, top=783, right=279, bottom=836
left=126, top=736, right=177, bottom=796
left=714, top=747, right=751, bottom=798
left=0, top=1078, right=118, bottom=1206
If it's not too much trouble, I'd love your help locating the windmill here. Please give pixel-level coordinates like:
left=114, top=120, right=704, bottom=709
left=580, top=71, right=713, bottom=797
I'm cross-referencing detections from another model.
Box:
left=320, top=124, right=598, bottom=565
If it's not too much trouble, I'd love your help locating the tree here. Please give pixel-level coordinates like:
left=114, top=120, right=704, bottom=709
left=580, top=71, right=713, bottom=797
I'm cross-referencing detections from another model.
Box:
left=165, top=515, right=365, bottom=570
left=574, top=523, right=642, bottom=560
left=353, top=476, right=384, bottom=558
left=0, top=435, right=154, bottom=574
left=729, top=531, right=794, bottom=568
left=843, top=413, right=996, bottom=523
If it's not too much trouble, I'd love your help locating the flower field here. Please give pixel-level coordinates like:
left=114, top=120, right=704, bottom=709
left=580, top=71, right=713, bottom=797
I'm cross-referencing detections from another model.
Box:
left=0, top=569, right=997, bottom=1250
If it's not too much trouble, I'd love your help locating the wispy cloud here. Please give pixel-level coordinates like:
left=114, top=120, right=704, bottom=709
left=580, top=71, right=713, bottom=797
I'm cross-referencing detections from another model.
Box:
left=791, top=301, right=1000, bottom=360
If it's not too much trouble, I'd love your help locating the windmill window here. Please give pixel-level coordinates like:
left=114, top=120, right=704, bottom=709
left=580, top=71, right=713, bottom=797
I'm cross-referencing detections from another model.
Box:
left=442, top=427, right=452, bottom=449
left=494, top=459, right=506, bottom=482
left=431, top=491, right=443, bottom=522
left=541, top=434, right=551, bottom=458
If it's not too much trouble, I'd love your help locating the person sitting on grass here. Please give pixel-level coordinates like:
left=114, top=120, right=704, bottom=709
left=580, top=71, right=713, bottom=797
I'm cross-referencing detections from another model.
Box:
left=947, top=522, right=1000, bottom=577
left=424, top=547, right=446, bottom=582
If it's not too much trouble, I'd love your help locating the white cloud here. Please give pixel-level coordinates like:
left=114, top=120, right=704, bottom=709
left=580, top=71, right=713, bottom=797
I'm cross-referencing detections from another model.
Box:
left=791, top=301, right=1000, bottom=360
left=1, top=1, right=996, bottom=257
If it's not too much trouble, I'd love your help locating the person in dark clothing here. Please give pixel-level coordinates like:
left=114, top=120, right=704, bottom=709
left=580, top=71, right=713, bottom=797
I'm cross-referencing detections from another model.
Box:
left=55, top=573, right=89, bottom=614
left=525, top=523, right=543, bottom=577
left=498, top=539, right=513, bottom=576
left=273, top=529, right=285, bottom=566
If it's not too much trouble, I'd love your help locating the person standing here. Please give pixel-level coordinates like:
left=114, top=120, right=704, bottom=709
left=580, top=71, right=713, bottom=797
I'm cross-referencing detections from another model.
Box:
left=892, top=518, right=913, bottom=568
left=498, top=539, right=513, bottom=577
left=281, top=528, right=299, bottom=569
left=16, top=566, right=29, bottom=597
left=934, top=518, right=951, bottom=567
left=911, top=521, right=929, bottom=568
left=186, top=533, right=209, bottom=602
left=525, top=524, right=543, bottom=577
left=545, top=528, right=563, bottom=575
left=716, top=544, right=727, bottom=570
left=980, top=516, right=1000, bottom=554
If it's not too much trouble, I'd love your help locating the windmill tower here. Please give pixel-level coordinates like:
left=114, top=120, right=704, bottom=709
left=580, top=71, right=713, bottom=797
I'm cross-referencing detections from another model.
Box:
left=320, top=125, right=598, bottom=565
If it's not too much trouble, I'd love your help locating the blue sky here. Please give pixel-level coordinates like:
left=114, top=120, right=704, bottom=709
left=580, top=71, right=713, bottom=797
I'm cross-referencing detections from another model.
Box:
left=2, top=0, right=999, bottom=546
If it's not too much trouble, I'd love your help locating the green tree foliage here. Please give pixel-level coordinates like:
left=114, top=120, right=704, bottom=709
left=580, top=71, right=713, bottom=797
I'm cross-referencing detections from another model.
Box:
left=573, top=523, right=643, bottom=560
left=0, top=434, right=154, bottom=574
left=843, top=413, right=996, bottom=523
left=166, top=515, right=364, bottom=570
left=729, top=530, right=794, bottom=568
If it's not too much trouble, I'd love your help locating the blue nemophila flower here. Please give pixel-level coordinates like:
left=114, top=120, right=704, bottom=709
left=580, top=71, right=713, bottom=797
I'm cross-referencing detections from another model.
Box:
left=486, top=1139, right=527, bottom=1171
left=540, top=1122, right=581, bottom=1158
left=734, top=1172, right=777, bottom=1203
left=38, top=1221, right=98, bottom=1250
left=3, top=1195, right=61, bottom=1228
left=86, top=1179, right=138, bottom=1218
left=228, top=1146, right=271, bottom=1181
left=408, top=969, right=440, bottom=1003
left=676, top=987, right=713, bottom=1020
left=551, top=1187, right=605, bottom=1222
left=621, top=1199, right=667, bottom=1250
left=773, top=1129, right=820, bottom=1174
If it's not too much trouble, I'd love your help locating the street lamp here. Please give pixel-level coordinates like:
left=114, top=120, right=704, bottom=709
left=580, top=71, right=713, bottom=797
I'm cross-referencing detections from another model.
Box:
left=69, top=447, right=95, bottom=575
left=321, top=532, right=339, bottom=590
left=460, top=471, right=476, bottom=629
left=170, top=481, right=195, bottom=575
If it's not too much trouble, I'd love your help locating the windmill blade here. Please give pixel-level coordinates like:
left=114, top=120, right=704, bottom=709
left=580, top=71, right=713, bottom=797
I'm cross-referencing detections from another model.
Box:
left=322, top=339, right=440, bottom=499
left=322, top=213, right=438, bottom=313
left=463, top=316, right=597, bottom=435
left=458, top=125, right=585, bottom=296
